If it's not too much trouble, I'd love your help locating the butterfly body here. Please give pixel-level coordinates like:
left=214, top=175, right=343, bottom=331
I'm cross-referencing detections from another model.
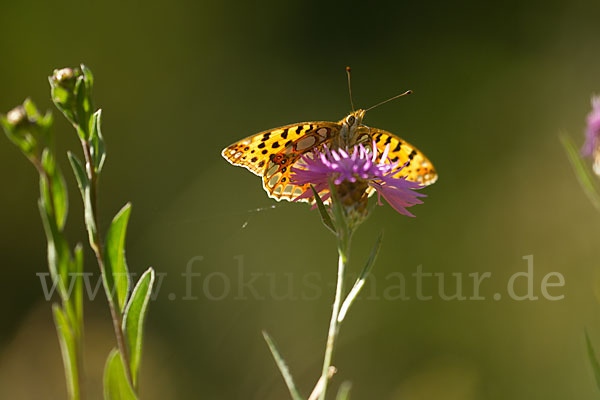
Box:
left=222, top=109, right=437, bottom=202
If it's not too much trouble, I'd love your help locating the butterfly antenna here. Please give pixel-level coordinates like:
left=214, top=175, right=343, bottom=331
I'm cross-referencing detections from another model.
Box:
left=346, top=66, right=355, bottom=112
left=365, top=90, right=413, bottom=112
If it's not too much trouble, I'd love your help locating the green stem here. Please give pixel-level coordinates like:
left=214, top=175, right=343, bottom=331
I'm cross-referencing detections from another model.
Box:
left=318, top=233, right=351, bottom=400
left=80, top=139, right=134, bottom=389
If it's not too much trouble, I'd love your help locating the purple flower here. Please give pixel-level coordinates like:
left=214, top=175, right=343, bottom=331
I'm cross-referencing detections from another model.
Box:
left=290, top=142, right=426, bottom=217
left=582, top=96, right=600, bottom=158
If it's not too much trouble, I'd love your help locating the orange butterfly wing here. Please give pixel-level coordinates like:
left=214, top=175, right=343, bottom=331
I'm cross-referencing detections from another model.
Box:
left=222, top=121, right=341, bottom=201
left=368, top=127, right=438, bottom=186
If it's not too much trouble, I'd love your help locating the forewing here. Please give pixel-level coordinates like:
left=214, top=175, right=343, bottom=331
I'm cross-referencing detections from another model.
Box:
left=370, top=128, right=437, bottom=186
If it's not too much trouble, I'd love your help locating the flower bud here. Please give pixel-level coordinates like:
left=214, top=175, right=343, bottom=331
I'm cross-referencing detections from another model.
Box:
left=6, top=105, right=26, bottom=126
left=49, top=65, right=93, bottom=137
left=1, top=100, right=52, bottom=160
left=50, top=67, right=78, bottom=90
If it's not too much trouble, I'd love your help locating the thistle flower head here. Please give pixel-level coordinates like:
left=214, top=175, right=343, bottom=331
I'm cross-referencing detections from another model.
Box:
left=291, top=142, right=426, bottom=218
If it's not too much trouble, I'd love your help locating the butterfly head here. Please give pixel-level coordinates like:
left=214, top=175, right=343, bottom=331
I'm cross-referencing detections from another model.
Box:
left=344, top=109, right=366, bottom=130
left=336, top=109, right=367, bottom=148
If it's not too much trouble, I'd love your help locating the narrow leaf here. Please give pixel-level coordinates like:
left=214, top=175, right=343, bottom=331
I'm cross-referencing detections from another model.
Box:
left=104, top=203, right=132, bottom=312
left=74, top=77, right=91, bottom=137
left=38, top=199, right=70, bottom=301
left=336, top=382, right=352, bottom=400
left=68, top=152, right=97, bottom=246
left=311, top=185, right=336, bottom=234
left=585, top=330, right=600, bottom=391
left=81, top=64, right=94, bottom=88
left=338, top=231, right=384, bottom=323
left=73, top=244, right=84, bottom=335
left=328, top=182, right=350, bottom=252
left=561, top=135, right=600, bottom=212
left=41, top=149, right=68, bottom=229
left=329, top=183, right=346, bottom=231
left=53, top=304, right=80, bottom=400
left=68, top=151, right=88, bottom=197
left=104, top=203, right=131, bottom=312
left=90, top=109, right=106, bottom=173
left=122, top=268, right=155, bottom=389
left=103, top=348, right=137, bottom=400
left=23, top=98, right=41, bottom=120
left=262, top=330, right=303, bottom=400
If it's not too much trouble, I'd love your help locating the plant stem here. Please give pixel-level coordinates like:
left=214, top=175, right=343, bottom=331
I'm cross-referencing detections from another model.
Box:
left=80, top=139, right=134, bottom=388
left=317, top=233, right=351, bottom=400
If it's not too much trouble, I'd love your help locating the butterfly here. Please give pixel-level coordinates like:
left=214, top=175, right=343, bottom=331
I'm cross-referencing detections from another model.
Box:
left=221, top=69, right=437, bottom=202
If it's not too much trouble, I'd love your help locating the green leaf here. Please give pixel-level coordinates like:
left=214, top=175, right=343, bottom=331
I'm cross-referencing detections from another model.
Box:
left=73, top=64, right=94, bottom=137
left=335, top=382, right=352, bottom=400
left=50, top=83, right=76, bottom=126
left=103, top=203, right=133, bottom=312
left=90, top=109, right=106, bottom=173
left=24, top=99, right=53, bottom=146
left=122, top=268, right=155, bottom=389
left=73, top=244, right=84, bottom=335
left=103, top=349, right=137, bottom=400
left=262, top=330, right=303, bottom=400
left=585, top=329, right=600, bottom=392
left=53, top=304, right=80, bottom=400
left=68, top=152, right=97, bottom=246
left=81, top=64, right=94, bottom=87
left=329, top=182, right=345, bottom=228
left=337, top=230, right=383, bottom=323
left=23, top=98, right=41, bottom=120
left=38, top=199, right=70, bottom=301
left=561, top=135, right=600, bottom=212
left=74, top=78, right=89, bottom=138
left=68, top=151, right=88, bottom=195
left=40, top=149, right=69, bottom=229
left=311, top=185, right=336, bottom=234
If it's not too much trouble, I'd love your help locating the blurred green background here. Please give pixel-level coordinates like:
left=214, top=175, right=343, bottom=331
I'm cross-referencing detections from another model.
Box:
left=1, top=0, right=600, bottom=398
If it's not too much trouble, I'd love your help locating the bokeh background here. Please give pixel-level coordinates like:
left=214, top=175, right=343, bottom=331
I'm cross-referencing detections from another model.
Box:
left=1, top=0, right=600, bottom=398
